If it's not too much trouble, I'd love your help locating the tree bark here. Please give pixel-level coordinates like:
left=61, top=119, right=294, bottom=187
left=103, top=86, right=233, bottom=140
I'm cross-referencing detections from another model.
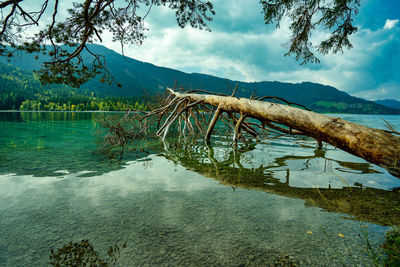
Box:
left=168, top=88, right=400, bottom=177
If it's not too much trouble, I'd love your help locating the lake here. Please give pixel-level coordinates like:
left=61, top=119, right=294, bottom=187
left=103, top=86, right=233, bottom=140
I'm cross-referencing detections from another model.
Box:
left=1, top=111, right=400, bottom=266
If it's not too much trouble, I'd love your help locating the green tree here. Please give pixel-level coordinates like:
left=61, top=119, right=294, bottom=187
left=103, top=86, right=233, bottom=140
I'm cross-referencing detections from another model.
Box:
left=20, top=99, right=31, bottom=111
left=77, top=103, right=85, bottom=111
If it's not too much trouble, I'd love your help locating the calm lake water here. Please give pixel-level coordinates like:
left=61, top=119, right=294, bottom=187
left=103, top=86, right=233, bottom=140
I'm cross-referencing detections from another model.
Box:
left=1, top=111, right=400, bottom=266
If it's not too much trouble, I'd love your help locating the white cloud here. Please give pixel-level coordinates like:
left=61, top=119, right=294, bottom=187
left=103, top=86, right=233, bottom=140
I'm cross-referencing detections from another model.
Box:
left=354, top=83, right=400, bottom=100
left=383, top=19, right=399, bottom=30
left=98, top=2, right=400, bottom=101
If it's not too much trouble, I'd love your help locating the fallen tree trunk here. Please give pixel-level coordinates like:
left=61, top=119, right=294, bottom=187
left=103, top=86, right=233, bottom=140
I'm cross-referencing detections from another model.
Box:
left=167, top=88, right=400, bottom=177
left=100, top=87, right=400, bottom=177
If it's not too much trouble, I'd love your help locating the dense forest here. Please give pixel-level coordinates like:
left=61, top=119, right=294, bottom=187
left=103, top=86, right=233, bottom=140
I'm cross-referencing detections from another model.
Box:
left=0, top=63, right=156, bottom=111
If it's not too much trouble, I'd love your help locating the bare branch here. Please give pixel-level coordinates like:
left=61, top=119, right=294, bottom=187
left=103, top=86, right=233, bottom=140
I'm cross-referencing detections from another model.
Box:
left=0, top=0, right=23, bottom=9
left=0, top=1, right=17, bottom=36
left=205, top=104, right=222, bottom=141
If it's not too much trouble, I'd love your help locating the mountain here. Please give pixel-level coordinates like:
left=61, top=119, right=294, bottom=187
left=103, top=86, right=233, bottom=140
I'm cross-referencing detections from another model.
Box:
left=375, top=99, right=400, bottom=110
left=1, top=44, right=399, bottom=114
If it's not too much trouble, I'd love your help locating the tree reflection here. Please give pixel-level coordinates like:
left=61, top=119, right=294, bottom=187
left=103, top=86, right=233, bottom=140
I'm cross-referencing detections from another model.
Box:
left=160, top=139, right=400, bottom=226
left=49, top=240, right=126, bottom=267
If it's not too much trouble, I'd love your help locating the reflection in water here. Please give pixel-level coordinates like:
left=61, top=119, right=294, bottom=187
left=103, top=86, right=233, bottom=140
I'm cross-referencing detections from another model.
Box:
left=271, top=148, right=381, bottom=175
left=160, top=139, right=400, bottom=226
left=49, top=240, right=126, bottom=267
left=1, top=112, right=400, bottom=266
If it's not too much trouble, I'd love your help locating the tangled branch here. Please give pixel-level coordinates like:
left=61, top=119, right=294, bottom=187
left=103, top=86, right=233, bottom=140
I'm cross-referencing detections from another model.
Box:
left=99, top=85, right=309, bottom=153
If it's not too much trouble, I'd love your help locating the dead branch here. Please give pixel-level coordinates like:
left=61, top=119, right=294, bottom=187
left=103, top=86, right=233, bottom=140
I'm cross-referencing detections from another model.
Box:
left=205, top=104, right=222, bottom=140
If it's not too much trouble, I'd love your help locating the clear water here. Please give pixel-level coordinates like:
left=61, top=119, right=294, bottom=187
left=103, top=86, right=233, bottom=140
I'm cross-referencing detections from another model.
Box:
left=1, top=111, right=400, bottom=266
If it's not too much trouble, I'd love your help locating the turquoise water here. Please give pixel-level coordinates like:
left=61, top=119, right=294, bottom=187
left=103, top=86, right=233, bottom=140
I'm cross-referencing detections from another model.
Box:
left=1, top=112, right=400, bottom=266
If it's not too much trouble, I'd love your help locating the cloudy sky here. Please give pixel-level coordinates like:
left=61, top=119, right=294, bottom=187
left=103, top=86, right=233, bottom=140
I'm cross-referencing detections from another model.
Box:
left=101, top=1, right=398, bottom=100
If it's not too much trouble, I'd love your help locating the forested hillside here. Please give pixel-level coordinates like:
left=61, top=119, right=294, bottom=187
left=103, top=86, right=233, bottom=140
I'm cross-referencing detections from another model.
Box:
left=1, top=44, right=398, bottom=114
left=375, top=99, right=400, bottom=110
left=0, top=63, right=155, bottom=111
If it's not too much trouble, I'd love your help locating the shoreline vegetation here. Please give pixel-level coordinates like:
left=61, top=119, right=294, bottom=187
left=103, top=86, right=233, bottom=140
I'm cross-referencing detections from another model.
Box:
left=1, top=92, right=161, bottom=112
left=2, top=96, right=400, bottom=114
left=15, top=95, right=159, bottom=111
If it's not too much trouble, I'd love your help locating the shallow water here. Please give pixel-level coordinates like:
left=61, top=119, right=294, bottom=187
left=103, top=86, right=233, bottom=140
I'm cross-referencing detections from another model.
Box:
left=1, top=112, right=400, bottom=266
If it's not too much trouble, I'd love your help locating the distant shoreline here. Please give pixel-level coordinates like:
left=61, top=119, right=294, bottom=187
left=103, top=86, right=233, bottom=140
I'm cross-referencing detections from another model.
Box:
left=0, top=110, right=126, bottom=113
left=1, top=110, right=400, bottom=115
